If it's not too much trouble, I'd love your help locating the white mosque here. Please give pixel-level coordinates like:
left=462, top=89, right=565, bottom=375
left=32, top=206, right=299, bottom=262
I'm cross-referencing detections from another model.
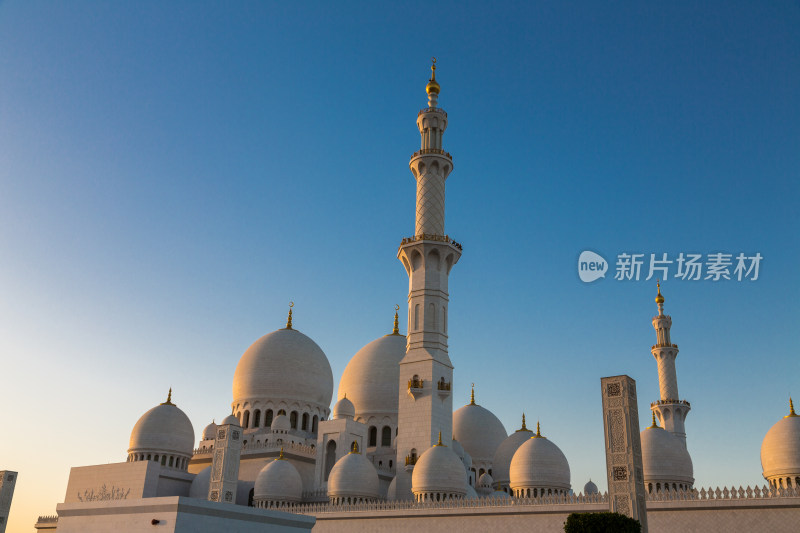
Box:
left=35, top=62, right=800, bottom=533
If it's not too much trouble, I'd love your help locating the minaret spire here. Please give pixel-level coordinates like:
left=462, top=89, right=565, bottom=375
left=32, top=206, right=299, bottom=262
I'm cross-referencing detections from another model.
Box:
left=391, top=304, right=400, bottom=335
left=395, top=60, right=461, bottom=500
left=470, top=383, right=475, bottom=405
left=285, top=302, right=294, bottom=329
left=649, top=283, right=691, bottom=448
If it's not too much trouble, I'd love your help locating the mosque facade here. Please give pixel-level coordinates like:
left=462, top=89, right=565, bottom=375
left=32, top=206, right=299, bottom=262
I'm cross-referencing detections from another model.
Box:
left=35, top=63, right=800, bottom=533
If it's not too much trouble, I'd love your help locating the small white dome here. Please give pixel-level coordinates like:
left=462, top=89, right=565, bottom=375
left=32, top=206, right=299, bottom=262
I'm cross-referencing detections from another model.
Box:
left=509, top=433, right=571, bottom=493
left=202, top=421, right=217, bottom=440
left=412, top=442, right=467, bottom=498
left=492, top=422, right=534, bottom=487
left=221, top=414, right=240, bottom=427
left=761, top=408, right=800, bottom=482
left=328, top=449, right=380, bottom=501
left=332, top=396, right=356, bottom=420
left=254, top=456, right=303, bottom=503
left=465, top=485, right=479, bottom=499
left=128, top=397, right=195, bottom=458
left=189, top=466, right=211, bottom=499
left=453, top=398, right=507, bottom=462
left=338, top=333, right=406, bottom=420
left=233, top=327, right=333, bottom=411
left=387, top=477, right=397, bottom=501
left=477, top=472, right=494, bottom=495
left=640, top=426, right=693, bottom=487
left=271, top=414, right=291, bottom=432
left=584, top=480, right=599, bottom=495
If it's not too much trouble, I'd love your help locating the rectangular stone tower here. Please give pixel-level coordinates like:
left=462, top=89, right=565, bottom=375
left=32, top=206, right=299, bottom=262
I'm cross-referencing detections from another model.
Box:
left=601, top=375, right=648, bottom=533
left=208, top=420, right=242, bottom=504
left=0, top=470, right=18, bottom=533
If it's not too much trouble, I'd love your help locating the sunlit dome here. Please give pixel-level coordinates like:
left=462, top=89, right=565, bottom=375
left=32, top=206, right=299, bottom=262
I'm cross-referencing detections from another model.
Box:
left=128, top=391, right=195, bottom=460
left=492, top=415, right=534, bottom=487
left=760, top=400, right=800, bottom=485
left=640, top=424, right=694, bottom=489
left=254, top=453, right=303, bottom=504
left=327, top=444, right=380, bottom=502
left=509, top=426, right=571, bottom=495
left=453, top=389, right=507, bottom=462
left=332, top=395, right=356, bottom=420
left=338, top=332, right=406, bottom=420
left=412, top=436, right=468, bottom=500
left=189, top=466, right=211, bottom=499
left=232, top=323, right=333, bottom=412
left=201, top=421, right=217, bottom=441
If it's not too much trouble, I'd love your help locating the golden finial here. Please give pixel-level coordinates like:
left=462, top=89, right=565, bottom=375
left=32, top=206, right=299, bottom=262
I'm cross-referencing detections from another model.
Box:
left=279, top=447, right=285, bottom=460
left=649, top=411, right=659, bottom=428
left=426, top=57, right=440, bottom=96
left=161, top=387, right=174, bottom=406
left=533, top=421, right=543, bottom=438
left=470, top=383, right=475, bottom=405
left=436, top=431, right=443, bottom=446
left=655, top=280, right=665, bottom=305
left=285, top=302, right=294, bottom=329
left=351, top=441, right=360, bottom=454
left=392, top=304, right=400, bottom=335
left=520, top=413, right=527, bottom=431
left=786, top=397, right=798, bottom=418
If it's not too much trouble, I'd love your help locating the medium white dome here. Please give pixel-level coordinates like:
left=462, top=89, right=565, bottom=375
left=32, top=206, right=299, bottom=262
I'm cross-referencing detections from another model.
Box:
left=465, top=485, right=479, bottom=499
left=640, top=426, right=694, bottom=488
left=477, top=472, right=494, bottom=495
left=220, top=414, right=240, bottom=427
left=453, top=399, right=507, bottom=462
left=761, top=407, right=800, bottom=482
left=233, top=328, right=333, bottom=411
left=328, top=449, right=380, bottom=501
left=492, top=422, right=534, bottom=487
left=332, top=396, right=356, bottom=420
left=412, top=442, right=467, bottom=498
left=189, top=466, right=211, bottom=499
left=271, top=414, right=291, bottom=432
left=201, top=421, right=217, bottom=440
left=254, top=457, right=303, bottom=503
left=128, top=397, right=194, bottom=458
left=338, top=334, right=406, bottom=419
left=509, top=433, right=571, bottom=493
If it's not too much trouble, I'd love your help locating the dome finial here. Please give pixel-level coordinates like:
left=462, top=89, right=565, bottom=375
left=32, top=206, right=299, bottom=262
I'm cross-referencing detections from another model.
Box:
left=786, top=397, right=798, bottom=418
left=655, top=280, right=665, bottom=306
left=425, top=57, right=440, bottom=106
left=534, top=421, right=543, bottom=438
left=285, top=301, right=294, bottom=329
left=161, top=387, right=174, bottom=406
left=392, top=304, right=400, bottom=335
left=279, top=447, right=285, bottom=460
left=521, top=413, right=527, bottom=431
left=470, top=383, right=475, bottom=405
left=649, top=411, right=659, bottom=428
left=436, top=430, right=443, bottom=446
left=351, top=441, right=360, bottom=454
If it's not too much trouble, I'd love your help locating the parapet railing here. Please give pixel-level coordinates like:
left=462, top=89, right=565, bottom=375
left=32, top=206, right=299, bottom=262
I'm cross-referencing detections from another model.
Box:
left=410, top=148, right=453, bottom=160
left=418, top=107, right=447, bottom=117
left=650, top=399, right=691, bottom=408
left=193, top=439, right=316, bottom=457
left=651, top=344, right=679, bottom=350
left=646, top=485, right=800, bottom=502
left=400, top=233, right=463, bottom=250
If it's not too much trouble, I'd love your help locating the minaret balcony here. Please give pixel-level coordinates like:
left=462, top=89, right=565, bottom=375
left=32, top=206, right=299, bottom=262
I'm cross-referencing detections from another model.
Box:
left=410, top=148, right=453, bottom=161
left=651, top=399, right=691, bottom=408
left=651, top=343, right=678, bottom=350
left=408, top=379, right=425, bottom=400
left=437, top=380, right=452, bottom=399
left=400, top=233, right=463, bottom=251
left=418, top=107, right=447, bottom=118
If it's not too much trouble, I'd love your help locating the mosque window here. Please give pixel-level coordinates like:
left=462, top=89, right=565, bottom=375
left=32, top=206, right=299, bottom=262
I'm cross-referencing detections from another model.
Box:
left=169, top=457, right=174, bottom=467
left=369, top=426, right=377, bottom=447
left=381, top=426, right=392, bottom=447
left=312, top=415, right=319, bottom=434
left=160, top=456, right=166, bottom=466
left=243, top=411, right=250, bottom=429
left=302, top=413, right=309, bottom=431
left=290, top=411, right=298, bottom=429
left=324, top=441, right=336, bottom=481
left=265, top=410, right=274, bottom=427
left=253, top=410, right=261, bottom=428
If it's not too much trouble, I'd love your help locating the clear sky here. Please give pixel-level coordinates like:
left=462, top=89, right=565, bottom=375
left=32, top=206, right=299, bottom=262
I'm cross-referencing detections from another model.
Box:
left=1, top=1, right=799, bottom=530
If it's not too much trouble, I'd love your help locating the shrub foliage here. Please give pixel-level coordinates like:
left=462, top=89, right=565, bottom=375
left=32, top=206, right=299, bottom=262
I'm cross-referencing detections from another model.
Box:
left=564, top=512, right=641, bottom=533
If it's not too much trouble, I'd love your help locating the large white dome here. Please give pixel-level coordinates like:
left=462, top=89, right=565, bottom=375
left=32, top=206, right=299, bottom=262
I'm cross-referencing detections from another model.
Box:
left=492, top=417, right=534, bottom=487
left=412, top=441, right=467, bottom=499
left=328, top=448, right=380, bottom=501
left=338, top=333, right=406, bottom=419
left=509, top=432, right=571, bottom=494
left=254, top=456, right=303, bottom=503
left=128, top=396, right=195, bottom=458
left=640, top=425, right=694, bottom=488
left=233, top=327, right=333, bottom=410
left=453, top=397, right=507, bottom=462
left=761, top=405, right=800, bottom=483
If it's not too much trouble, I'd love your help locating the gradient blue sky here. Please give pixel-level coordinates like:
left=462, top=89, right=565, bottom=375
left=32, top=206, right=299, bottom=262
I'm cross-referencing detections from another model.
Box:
left=1, top=1, right=799, bottom=530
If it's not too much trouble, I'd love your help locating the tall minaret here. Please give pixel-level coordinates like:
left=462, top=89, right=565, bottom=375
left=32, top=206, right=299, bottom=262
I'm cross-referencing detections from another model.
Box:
left=395, top=59, right=462, bottom=499
left=650, top=281, right=691, bottom=448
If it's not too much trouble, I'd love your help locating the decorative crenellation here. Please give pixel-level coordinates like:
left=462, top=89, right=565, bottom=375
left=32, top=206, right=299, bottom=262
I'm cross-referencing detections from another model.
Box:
left=400, top=233, right=462, bottom=250
left=646, top=485, right=800, bottom=501
left=193, top=439, right=316, bottom=457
